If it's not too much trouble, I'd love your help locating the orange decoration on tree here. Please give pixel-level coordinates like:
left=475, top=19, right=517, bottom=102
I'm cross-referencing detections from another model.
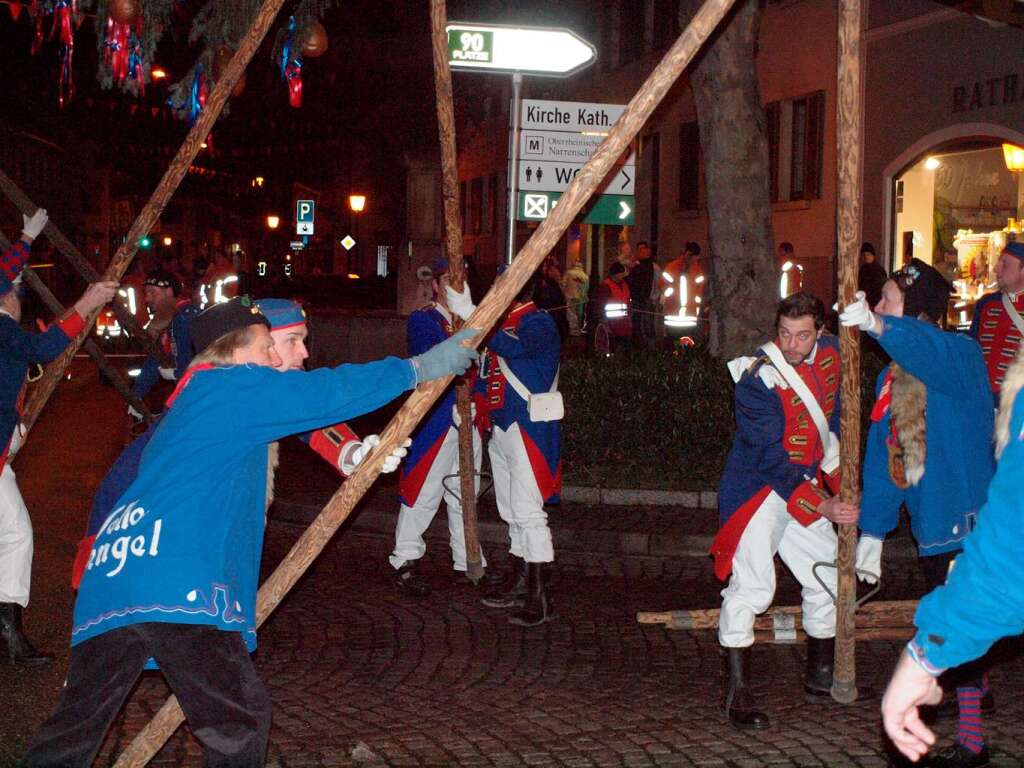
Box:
left=303, top=22, right=328, bottom=58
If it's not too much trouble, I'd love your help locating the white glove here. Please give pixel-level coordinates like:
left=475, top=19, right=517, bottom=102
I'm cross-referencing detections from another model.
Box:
left=839, top=291, right=881, bottom=334
left=856, top=535, right=883, bottom=584
left=158, top=366, right=176, bottom=381
left=726, top=356, right=788, bottom=390
left=445, top=283, right=477, bottom=322
left=128, top=404, right=144, bottom=422
left=7, top=423, right=25, bottom=458
left=343, top=435, right=411, bottom=475
left=21, top=208, right=48, bottom=241
left=451, top=402, right=477, bottom=428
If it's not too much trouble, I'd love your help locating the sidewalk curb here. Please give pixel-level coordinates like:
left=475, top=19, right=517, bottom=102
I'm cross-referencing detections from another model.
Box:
left=271, top=495, right=919, bottom=560
left=561, top=484, right=718, bottom=508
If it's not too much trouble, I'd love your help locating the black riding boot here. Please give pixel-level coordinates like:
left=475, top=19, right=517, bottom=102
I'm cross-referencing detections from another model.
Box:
left=509, top=562, right=556, bottom=626
left=724, top=647, right=769, bottom=730
left=0, top=603, right=51, bottom=667
left=804, top=636, right=835, bottom=697
left=480, top=554, right=527, bottom=608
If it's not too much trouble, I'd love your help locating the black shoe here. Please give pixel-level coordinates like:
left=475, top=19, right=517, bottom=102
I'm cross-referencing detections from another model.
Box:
left=0, top=603, right=51, bottom=667
left=933, top=691, right=996, bottom=721
left=803, top=636, right=835, bottom=697
left=481, top=555, right=527, bottom=609
left=509, top=562, right=556, bottom=626
left=470, top=568, right=506, bottom=589
left=928, top=744, right=990, bottom=768
left=724, top=647, right=770, bottom=730
left=395, top=562, right=431, bottom=597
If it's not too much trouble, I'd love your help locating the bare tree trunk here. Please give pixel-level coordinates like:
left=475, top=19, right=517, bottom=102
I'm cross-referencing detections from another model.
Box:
left=683, top=0, right=776, bottom=359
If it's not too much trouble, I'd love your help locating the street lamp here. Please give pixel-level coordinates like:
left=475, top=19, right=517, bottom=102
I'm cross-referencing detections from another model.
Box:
left=348, top=195, right=367, bottom=274
left=162, top=235, right=173, bottom=247
left=266, top=214, right=280, bottom=230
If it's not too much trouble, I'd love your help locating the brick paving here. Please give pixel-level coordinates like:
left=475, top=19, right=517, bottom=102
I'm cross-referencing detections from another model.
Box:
left=2, top=363, right=1023, bottom=767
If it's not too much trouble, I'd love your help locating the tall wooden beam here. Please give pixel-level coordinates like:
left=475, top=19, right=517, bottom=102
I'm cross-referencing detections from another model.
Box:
left=20, top=0, right=290, bottom=434
left=0, top=168, right=169, bottom=368
left=429, top=0, right=484, bottom=580
left=113, top=0, right=739, bottom=763
left=832, top=0, right=865, bottom=704
left=0, top=232, right=153, bottom=422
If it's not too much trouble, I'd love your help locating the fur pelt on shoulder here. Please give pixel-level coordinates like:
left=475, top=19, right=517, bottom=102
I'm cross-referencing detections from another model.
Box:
left=266, top=441, right=280, bottom=510
left=890, top=362, right=928, bottom=487
left=996, top=348, right=1024, bottom=458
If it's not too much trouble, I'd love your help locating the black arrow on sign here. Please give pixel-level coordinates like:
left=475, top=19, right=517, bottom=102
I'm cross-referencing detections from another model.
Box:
left=620, top=168, right=632, bottom=190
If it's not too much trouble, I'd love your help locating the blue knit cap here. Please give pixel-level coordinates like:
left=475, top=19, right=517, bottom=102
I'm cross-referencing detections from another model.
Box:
left=1004, top=241, right=1024, bottom=260
left=255, top=298, right=307, bottom=330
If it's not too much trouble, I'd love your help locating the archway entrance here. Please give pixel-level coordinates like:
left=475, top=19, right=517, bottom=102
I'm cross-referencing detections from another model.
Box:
left=885, top=126, right=1024, bottom=326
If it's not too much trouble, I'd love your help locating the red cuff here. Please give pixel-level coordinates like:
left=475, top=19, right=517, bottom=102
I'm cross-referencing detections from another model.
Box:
left=787, top=480, right=828, bottom=526
left=309, top=422, right=361, bottom=475
left=55, top=309, right=86, bottom=339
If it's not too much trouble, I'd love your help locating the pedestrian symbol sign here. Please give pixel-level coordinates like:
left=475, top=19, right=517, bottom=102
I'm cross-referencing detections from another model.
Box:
left=296, top=200, right=315, bottom=236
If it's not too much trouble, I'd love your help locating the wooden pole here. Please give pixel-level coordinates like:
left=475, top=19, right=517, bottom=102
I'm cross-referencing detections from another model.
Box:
left=833, top=0, right=864, bottom=705
left=19, top=0, right=289, bottom=435
left=637, top=600, right=917, bottom=631
left=0, top=168, right=171, bottom=368
left=430, top=0, right=484, bottom=581
left=0, top=232, right=153, bottom=422
left=113, top=1, right=738, bottom=763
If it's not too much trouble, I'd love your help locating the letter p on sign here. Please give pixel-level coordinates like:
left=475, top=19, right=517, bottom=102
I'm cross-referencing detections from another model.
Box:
left=296, top=199, right=315, bottom=235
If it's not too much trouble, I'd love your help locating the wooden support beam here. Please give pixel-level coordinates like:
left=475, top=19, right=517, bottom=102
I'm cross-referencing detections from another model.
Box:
left=113, top=1, right=739, bottom=763
left=430, top=0, right=483, bottom=580
left=0, top=168, right=168, bottom=367
left=0, top=232, right=153, bottom=423
left=20, top=0, right=288, bottom=436
left=637, top=600, right=917, bottom=632
left=833, top=0, right=865, bottom=705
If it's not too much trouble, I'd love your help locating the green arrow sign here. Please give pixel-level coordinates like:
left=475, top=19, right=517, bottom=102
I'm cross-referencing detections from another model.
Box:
left=517, top=191, right=634, bottom=226
left=446, top=23, right=596, bottom=77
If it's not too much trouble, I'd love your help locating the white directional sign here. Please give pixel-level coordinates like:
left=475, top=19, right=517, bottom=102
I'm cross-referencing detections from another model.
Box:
left=447, top=23, right=596, bottom=77
left=518, top=160, right=634, bottom=195
left=296, top=199, right=315, bottom=236
left=520, top=129, right=636, bottom=166
left=520, top=99, right=627, bottom=133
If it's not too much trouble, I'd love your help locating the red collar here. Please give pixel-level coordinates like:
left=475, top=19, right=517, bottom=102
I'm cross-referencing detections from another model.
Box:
left=502, top=301, right=536, bottom=329
left=165, top=363, right=216, bottom=408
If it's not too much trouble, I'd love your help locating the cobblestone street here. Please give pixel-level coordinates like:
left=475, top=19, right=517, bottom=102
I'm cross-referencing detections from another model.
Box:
left=3, top=365, right=1023, bottom=767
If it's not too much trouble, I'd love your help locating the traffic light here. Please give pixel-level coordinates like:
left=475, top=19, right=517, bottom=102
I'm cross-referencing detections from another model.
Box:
left=139, top=236, right=152, bottom=248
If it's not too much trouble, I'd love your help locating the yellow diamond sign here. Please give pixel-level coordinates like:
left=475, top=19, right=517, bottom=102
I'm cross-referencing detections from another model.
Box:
left=340, top=235, right=356, bottom=251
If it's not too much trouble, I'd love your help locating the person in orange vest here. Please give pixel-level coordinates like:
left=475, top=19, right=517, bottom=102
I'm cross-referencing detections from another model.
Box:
left=777, top=242, right=804, bottom=298
left=593, top=262, right=632, bottom=352
left=118, top=260, right=150, bottom=330
left=660, top=242, right=705, bottom=332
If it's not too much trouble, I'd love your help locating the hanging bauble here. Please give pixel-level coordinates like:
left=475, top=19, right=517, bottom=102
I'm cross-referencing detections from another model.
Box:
left=303, top=22, right=328, bottom=58
left=109, top=0, right=141, bottom=25
left=212, top=47, right=246, bottom=97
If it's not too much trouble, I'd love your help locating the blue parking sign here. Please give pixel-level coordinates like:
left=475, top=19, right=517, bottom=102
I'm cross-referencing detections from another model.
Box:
left=296, top=199, right=315, bottom=235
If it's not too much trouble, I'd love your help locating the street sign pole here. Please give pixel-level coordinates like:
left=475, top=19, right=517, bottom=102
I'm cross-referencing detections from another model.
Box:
left=506, top=72, right=523, bottom=266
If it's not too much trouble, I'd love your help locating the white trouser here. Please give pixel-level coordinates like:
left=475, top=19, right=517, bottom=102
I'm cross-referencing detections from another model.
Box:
left=0, top=463, right=32, bottom=606
left=719, top=490, right=837, bottom=648
left=489, top=423, right=554, bottom=563
left=390, top=426, right=485, bottom=572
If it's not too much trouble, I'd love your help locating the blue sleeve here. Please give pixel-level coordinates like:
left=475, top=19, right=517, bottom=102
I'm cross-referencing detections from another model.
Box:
left=407, top=311, right=447, bottom=357
left=131, top=357, right=160, bottom=399
left=172, top=308, right=195, bottom=378
left=734, top=371, right=806, bottom=500
left=487, top=312, right=561, bottom=361
left=0, top=317, right=72, bottom=364
left=912, top=389, right=1024, bottom=670
left=229, top=357, right=417, bottom=445
left=874, top=316, right=986, bottom=397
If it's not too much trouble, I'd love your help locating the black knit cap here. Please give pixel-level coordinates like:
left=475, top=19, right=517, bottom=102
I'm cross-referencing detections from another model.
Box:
left=891, top=258, right=952, bottom=323
left=143, top=268, right=181, bottom=296
left=190, top=296, right=270, bottom=355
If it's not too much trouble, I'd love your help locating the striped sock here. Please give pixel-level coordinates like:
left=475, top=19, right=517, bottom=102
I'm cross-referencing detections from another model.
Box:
left=956, top=686, right=985, bottom=754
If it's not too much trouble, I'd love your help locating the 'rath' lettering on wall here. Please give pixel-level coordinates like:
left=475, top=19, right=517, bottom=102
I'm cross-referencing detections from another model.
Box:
left=952, top=74, right=1020, bottom=113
